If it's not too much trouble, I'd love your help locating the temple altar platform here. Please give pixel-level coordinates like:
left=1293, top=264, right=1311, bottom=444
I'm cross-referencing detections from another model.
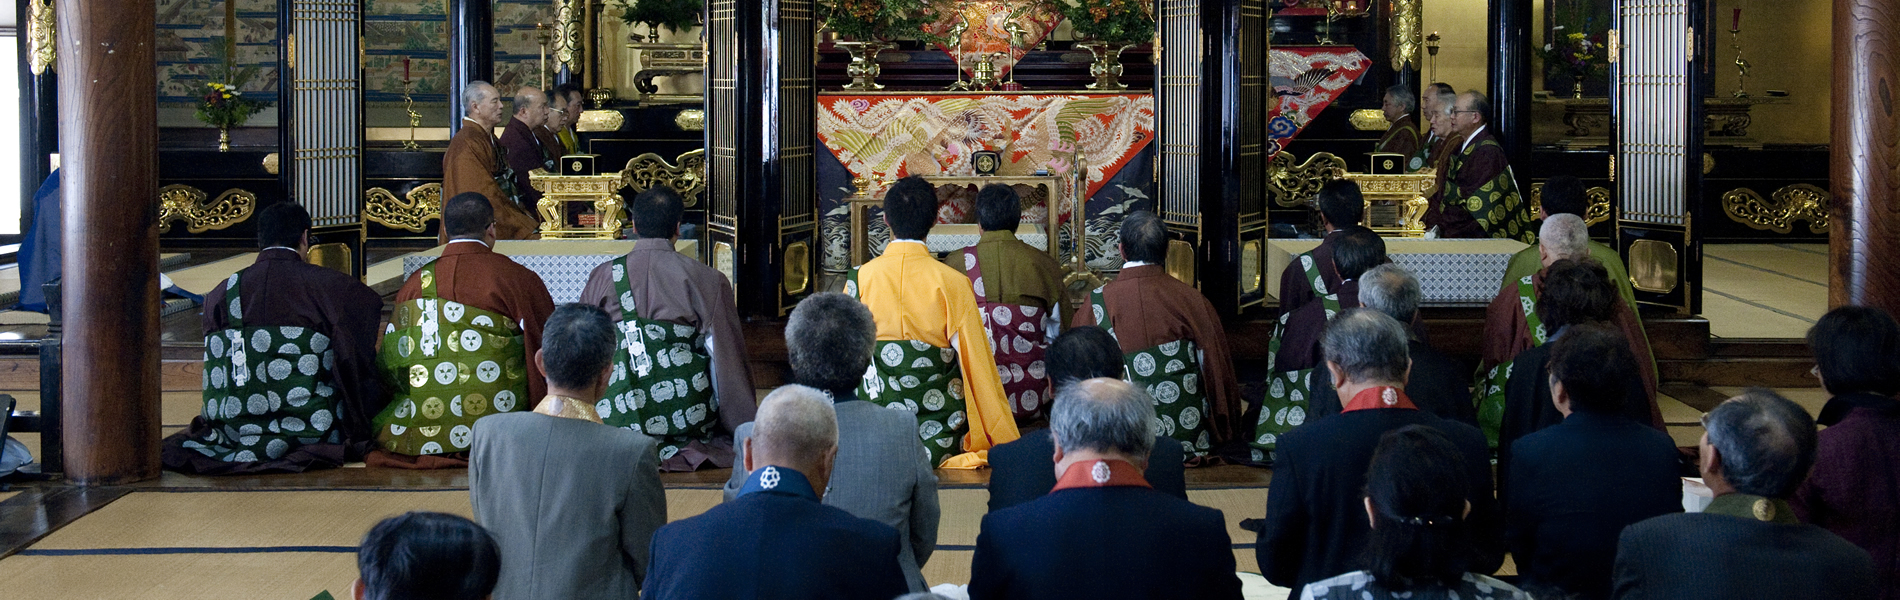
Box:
left=1267, top=238, right=1531, bottom=306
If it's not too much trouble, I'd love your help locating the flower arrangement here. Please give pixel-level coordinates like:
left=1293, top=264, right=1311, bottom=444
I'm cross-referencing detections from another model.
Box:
left=1055, top=0, right=1155, bottom=46
left=194, top=44, right=271, bottom=130
left=817, top=0, right=943, bottom=42
left=612, top=0, right=703, bottom=35
left=1538, top=0, right=1606, bottom=80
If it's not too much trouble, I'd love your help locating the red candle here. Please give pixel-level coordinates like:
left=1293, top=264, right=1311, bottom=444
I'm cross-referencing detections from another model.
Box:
left=1732, top=8, right=1741, bottom=31
left=403, top=57, right=411, bottom=80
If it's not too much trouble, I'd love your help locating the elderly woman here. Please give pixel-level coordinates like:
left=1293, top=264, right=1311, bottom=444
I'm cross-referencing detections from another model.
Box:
left=1794, top=306, right=1900, bottom=600
left=1301, top=425, right=1531, bottom=600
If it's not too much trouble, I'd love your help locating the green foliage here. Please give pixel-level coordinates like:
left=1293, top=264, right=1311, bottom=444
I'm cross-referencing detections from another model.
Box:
left=1055, top=0, right=1155, bottom=46
left=817, top=0, right=943, bottom=42
left=194, top=38, right=272, bottom=128
left=615, top=0, right=704, bottom=33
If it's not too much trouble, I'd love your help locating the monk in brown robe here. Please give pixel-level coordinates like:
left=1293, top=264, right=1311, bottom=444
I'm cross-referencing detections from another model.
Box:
left=1072, top=211, right=1239, bottom=462
left=1376, top=84, right=1422, bottom=160
left=942, top=183, right=1068, bottom=423
left=442, top=80, right=539, bottom=243
left=500, top=87, right=558, bottom=215
left=539, top=89, right=571, bottom=160
left=1271, top=227, right=1385, bottom=379
left=577, top=187, right=758, bottom=471
left=161, top=203, right=386, bottom=475
left=369, top=192, right=557, bottom=469
left=1277, top=180, right=1365, bottom=315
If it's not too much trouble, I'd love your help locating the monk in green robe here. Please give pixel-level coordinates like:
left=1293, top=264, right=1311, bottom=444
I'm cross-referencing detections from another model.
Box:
left=1427, top=91, right=1535, bottom=243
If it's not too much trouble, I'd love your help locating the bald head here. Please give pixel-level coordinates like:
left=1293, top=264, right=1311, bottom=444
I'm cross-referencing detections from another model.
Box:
left=1539, top=213, right=1591, bottom=266
left=746, top=385, right=840, bottom=492
left=1051, top=378, right=1156, bottom=463
left=512, top=87, right=548, bottom=128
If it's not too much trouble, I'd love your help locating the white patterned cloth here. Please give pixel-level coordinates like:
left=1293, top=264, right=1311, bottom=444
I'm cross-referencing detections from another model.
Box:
left=404, top=253, right=620, bottom=304
left=1300, top=571, right=1531, bottom=600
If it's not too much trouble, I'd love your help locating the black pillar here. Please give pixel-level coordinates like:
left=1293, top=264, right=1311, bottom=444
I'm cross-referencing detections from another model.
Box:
left=1488, top=0, right=1533, bottom=165
left=448, top=0, right=495, bottom=133
left=16, top=0, right=57, bottom=233
left=1197, top=0, right=1271, bottom=318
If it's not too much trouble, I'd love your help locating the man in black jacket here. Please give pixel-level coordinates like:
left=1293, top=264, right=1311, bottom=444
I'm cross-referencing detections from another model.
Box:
left=1613, top=390, right=1876, bottom=600
left=1306, top=263, right=1473, bottom=424
left=1506, top=324, right=1681, bottom=599
left=1257, top=309, right=1503, bottom=591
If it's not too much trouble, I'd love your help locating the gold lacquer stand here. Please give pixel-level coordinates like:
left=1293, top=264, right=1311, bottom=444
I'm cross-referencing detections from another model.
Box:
left=528, top=170, right=627, bottom=239
left=1342, top=171, right=1433, bottom=237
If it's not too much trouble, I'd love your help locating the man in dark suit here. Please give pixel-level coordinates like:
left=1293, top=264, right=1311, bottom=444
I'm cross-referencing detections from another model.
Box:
left=469, top=304, right=666, bottom=600
left=1614, top=390, right=1876, bottom=600
left=1507, top=324, right=1681, bottom=599
left=724, top=293, right=939, bottom=591
left=986, top=325, right=1186, bottom=512
left=1258, top=309, right=1503, bottom=591
left=1307, top=263, right=1473, bottom=425
left=645, top=386, right=909, bottom=600
left=969, top=378, right=1243, bottom=600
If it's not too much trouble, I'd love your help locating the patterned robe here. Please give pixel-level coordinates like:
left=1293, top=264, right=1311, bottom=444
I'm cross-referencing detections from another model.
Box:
left=1429, top=127, right=1535, bottom=242
left=1071, top=265, right=1241, bottom=451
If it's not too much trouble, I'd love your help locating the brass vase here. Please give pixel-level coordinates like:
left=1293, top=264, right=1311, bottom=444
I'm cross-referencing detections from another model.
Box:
left=1572, top=75, right=1585, bottom=99
left=219, top=126, right=231, bottom=152
left=836, top=41, right=890, bottom=91
left=1078, top=42, right=1130, bottom=91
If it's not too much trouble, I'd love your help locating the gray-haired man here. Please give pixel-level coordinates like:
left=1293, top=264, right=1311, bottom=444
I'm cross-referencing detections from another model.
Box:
left=1307, top=264, right=1474, bottom=424
left=724, top=292, right=940, bottom=592
left=969, top=378, right=1243, bottom=600
left=1613, top=390, right=1876, bottom=600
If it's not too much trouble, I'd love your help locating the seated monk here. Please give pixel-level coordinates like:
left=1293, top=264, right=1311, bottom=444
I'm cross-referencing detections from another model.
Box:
left=578, top=187, right=758, bottom=471
left=1376, top=84, right=1423, bottom=159
left=441, top=80, right=538, bottom=243
left=1278, top=179, right=1365, bottom=315
left=1476, top=214, right=1659, bottom=448
left=1073, top=210, right=1239, bottom=465
left=1253, top=226, right=1385, bottom=460
left=369, top=192, right=555, bottom=469
left=940, top=183, right=1067, bottom=425
left=1427, top=90, right=1535, bottom=242
left=161, top=203, right=385, bottom=474
left=846, top=175, right=1019, bottom=469
left=499, top=87, right=557, bottom=214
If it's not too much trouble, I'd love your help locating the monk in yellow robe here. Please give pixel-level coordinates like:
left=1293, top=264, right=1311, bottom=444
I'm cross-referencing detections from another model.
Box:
left=847, top=175, right=1019, bottom=468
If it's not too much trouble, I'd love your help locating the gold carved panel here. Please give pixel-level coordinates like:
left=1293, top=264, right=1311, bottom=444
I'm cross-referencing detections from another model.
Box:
left=158, top=185, right=256, bottom=234
left=1164, top=239, right=1196, bottom=286
left=622, top=149, right=708, bottom=207
left=1722, top=184, right=1830, bottom=234
left=1268, top=152, right=1349, bottom=208
left=1527, top=182, right=1614, bottom=226
left=364, top=183, right=443, bottom=232
left=26, top=0, right=54, bottom=75
left=1349, top=109, right=1390, bottom=132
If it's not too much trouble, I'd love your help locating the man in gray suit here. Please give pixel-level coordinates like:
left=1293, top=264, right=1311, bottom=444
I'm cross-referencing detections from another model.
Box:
left=725, top=292, right=941, bottom=591
left=470, top=304, right=667, bottom=600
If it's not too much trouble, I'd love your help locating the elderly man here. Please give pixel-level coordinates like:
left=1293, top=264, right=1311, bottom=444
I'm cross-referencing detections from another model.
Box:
left=1376, top=84, right=1422, bottom=159
left=1505, top=324, right=1681, bottom=599
left=969, top=378, right=1244, bottom=600
left=537, top=88, right=570, bottom=161
left=941, top=183, right=1068, bottom=423
left=499, top=87, right=558, bottom=214
left=1306, top=263, right=1473, bottom=424
left=1418, top=83, right=1459, bottom=172
left=1614, top=391, right=1877, bottom=600
left=371, top=193, right=556, bottom=469
left=1503, top=175, right=1635, bottom=307
left=986, top=326, right=1188, bottom=512
left=1477, top=214, right=1657, bottom=446
left=646, top=386, right=910, bottom=600
left=443, top=81, right=538, bottom=242
left=579, top=187, right=756, bottom=471
left=1257, top=309, right=1502, bottom=591
left=1278, top=179, right=1366, bottom=314
left=848, top=175, right=1019, bottom=468
left=1427, top=91, right=1534, bottom=242
left=724, top=293, right=939, bottom=592
left=469, top=304, right=666, bottom=600
left=162, top=203, right=385, bottom=474
left=1796, top=307, right=1900, bottom=600
left=1075, top=210, right=1238, bottom=464
left=1255, top=226, right=1385, bottom=458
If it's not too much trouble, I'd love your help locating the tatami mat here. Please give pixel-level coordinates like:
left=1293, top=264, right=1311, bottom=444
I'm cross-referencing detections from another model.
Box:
left=1702, top=244, right=1827, bottom=339
left=166, top=253, right=258, bottom=296
left=0, top=552, right=359, bottom=600
left=28, top=491, right=473, bottom=550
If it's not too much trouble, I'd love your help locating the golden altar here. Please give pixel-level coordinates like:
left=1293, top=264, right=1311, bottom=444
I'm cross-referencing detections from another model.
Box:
left=1342, top=170, right=1433, bottom=237
left=528, top=170, right=627, bottom=240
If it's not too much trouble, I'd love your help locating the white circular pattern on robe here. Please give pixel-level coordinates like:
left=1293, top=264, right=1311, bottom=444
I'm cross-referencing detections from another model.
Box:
left=1196, top=431, right=1211, bottom=449
left=1012, top=336, right=1033, bottom=353
left=843, top=279, right=857, bottom=297
left=210, top=366, right=228, bottom=390
left=1287, top=405, right=1307, bottom=427
left=450, top=394, right=464, bottom=417
left=686, top=404, right=708, bottom=425
left=899, top=375, right=921, bottom=389
left=204, top=398, right=219, bottom=416
left=280, top=326, right=304, bottom=338
left=250, top=330, right=271, bottom=352
left=644, top=415, right=670, bottom=435
left=948, top=379, right=964, bottom=400
left=434, top=362, right=458, bottom=385
left=247, top=393, right=270, bottom=415
left=267, top=419, right=280, bottom=434
left=947, top=410, right=966, bottom=430
left=673, top=323, right=694, bottom=337
left=472, top=314, right=495, bottom=328
left=1132, top=353, right=1156, bottom=377
left=273, top=342, right=301, bottom=355
left=611, top=362, right=627, bottom=384
left=1179, top=406, right=1202, bottom=430
left=420, top=441, right=443, bottom=455
left=209, top=335, right=225, bottom=358
left=1273, top=406, right=1289, bottom=426
left=1092, top=304, right=1105, bottom=325
left=1290, top=388, right=1305, bottom=404
left=620, top=291, right=636, bottom=312
left=311, top=409, right=334, bottom=432
left=1165, top=359, right=1186, bottom=375
left=991, top=306, right=1013, bottom=326
left=320, top=349, right=333, bottom=372
left=461, top=330, right=484, bottom=352
left=921, top=389, right=947, bottom=411
left=1156, top=414, right=1177, bottom=436
left=1159, top=341, right=1181, bottom=356
left=449, top=425, right=474, bottom=448
left=671, top=409, right=689, bottom=430
left=613, top=262, right=626, bottom=282
left=1302, top=370, right=1314, bottom=388
left=629, top=389, right=647, bottom=409
left=475, top=361, right=502, bottom=384
left=659, top=445, right=680, bottom=460
left=655, top=350, right=672, bottom=370
left=920, top=420, right=943, bottom=439
left=219, top=396, right=242, bottom=420
left=1021, top=389, right=1040, bottom=411
left=644, top=324, right=667, bottom=341
left=915, top=357, right=940, bottom=371
left=229, top=450, right=257, bottom=463
left=941, top=348, right=957, bottom=363
left=265, top=438, right=289, bottom=459
left=1005, top=363, right=1023, bottom=383
left=972, top=278, right=985, bottom=298
left=596, top=398, right=615, bottom=417
left=903, top=398, right=921, bottom=413
left=493, top=390, right=518, bottom=412
left=269, top=391, right=284, bottom=412
left=394, top=399, right=414, bottom=418
left=443, top=302, right=466, bottom=322
left=268, top=359, right=293, bottom=381
left=282, top=416, right=307, bottom=432
left=668, top=346, right=693, bottom=367
left=238, top=424, right=263, bottom=447
left=1022, top=305, right=1039, bottom=317
left=936, top=437, right=954, bottom=448
left=1183, top=373, right=1199, bottom=395
left=909, top=340, right=931, bottom=352
left=229, top=297, right=243, bottom=320
left=1257, top=432, right=1277, bottom=447
left=294, top=354, right=318, bottom=376
left=964, top=252, right=978, bottom=270
left=653, top=380, right=677, bottom=402
left=692, top=372, right=711, bottom=391
left=1153, top=381, right=1181, bottom=404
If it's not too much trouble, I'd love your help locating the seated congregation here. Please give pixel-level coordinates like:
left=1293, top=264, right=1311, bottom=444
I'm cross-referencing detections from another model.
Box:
left=166, top=173, right=1893, bottom=600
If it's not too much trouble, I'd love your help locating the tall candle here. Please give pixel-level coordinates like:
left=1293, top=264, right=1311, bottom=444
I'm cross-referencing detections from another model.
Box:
left=403, top=57, right=411, bottom=80
left=1732, top=8, right=1741, bottom=31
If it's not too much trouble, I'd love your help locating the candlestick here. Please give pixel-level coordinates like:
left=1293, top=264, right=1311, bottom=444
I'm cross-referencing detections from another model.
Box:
left=1729, top=27, right=1751, bottom=98
left=403, top=57, right=410, bottom=81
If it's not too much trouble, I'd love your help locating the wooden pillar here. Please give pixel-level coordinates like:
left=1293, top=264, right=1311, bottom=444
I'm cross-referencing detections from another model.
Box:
left=1829, top=0, right=1900, bottom=312
left=1487, top=0, right=1532, bottom=165
left=55, top=0, right=161, bottom=485
left=448, top=0, right=495, bottom=133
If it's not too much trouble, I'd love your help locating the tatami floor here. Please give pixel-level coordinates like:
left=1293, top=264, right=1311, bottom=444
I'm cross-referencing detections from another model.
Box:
left=1702, top=243, right=1829, bottom=339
